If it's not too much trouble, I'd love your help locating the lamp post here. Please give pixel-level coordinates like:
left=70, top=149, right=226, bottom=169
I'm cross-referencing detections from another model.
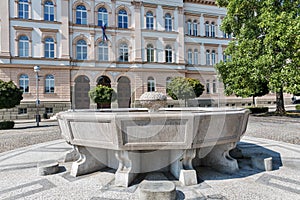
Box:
left=34, top=66, right=41, bottom=127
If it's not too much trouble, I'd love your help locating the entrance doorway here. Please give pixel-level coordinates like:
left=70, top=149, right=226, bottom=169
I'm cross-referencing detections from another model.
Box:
left=97, top=76, right=111, bottom=109
left=74, top=75, right=90, bottom=109
left=117, top=76, right=131, bottom=108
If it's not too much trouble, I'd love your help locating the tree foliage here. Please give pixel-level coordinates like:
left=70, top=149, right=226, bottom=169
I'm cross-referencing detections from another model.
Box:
left=216, top=0, right=300, bottom=113
left=88, top=85, right=116, bottom=105
left=167, top=77, right=204, bottom=104
left=0, top=80, right=23, bottom=109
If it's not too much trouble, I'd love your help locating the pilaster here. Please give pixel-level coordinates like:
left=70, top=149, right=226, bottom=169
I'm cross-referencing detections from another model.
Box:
left=177, top=7, right=185, bottom=64
left=0, top=0, right=10, bottom=57
left=61, top=0, right=70, bottom=59
left=199, top=14, right=205, bottom=37
left=133, top=1, right=142, bottom=62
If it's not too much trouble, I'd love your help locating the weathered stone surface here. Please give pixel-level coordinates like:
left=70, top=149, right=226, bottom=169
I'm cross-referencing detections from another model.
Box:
left=57, top=108, right=250, bottom=187
left=139, top=180, right=176, bottom=200
left=37, top=160, right=59, bottom=176
left=252, top=156, right=273, bottom=171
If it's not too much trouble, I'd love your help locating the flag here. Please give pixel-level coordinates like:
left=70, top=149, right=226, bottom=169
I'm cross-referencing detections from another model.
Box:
left=101, top=23, right=108, bottom=42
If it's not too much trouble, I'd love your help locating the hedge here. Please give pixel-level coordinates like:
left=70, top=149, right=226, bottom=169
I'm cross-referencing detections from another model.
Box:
left=247, top=107, right=269, bottom=114
left=0, top=121, right=15, bottom=130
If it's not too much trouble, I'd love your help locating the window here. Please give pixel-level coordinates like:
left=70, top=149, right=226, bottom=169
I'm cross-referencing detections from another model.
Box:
left=146, top=11, right=154, bottom=30
left=119, top=43, right=128, bottom=62
left=206, top=50, right=210, bottom=65
left=18, top=0, right=29, bottom=19
left=205, top=22, right=210, bottom=37
left=76, top=5, right=87, bottom=25
left=18, top=108, right=27, bottom=114
left=193, top=20, right=198, bottom=36
left=213, top=80, right=217, bottom=93
left=45, top=107, right=53, bottom=114
left=165, top=45, right=172, bottom=63
left=118, top=9, right=128, bottom=28
left=76, top=39, right=87, bottom=60
left=223, top=53, right=227, bottom=62
left=98, top=7, right=108, bottom=26
left=19, top=74, right=29, bottom=93
left=187, top=49, right=193, bottom=64
left=211, top=50, right=216, bottom=65
left=187, top=20, right=192, bottom=35
left=211, top=22, right=215, bottom=38
left=165, top=13, right=172, bottom=31
left=45, top=37, right=54, bottom=58
left=98, top=42, right=108, bottom=61
left=44, top=1, right=54, bottom=21
left=45, top=74, right=55, bottom=93
left=206, top=80, right=210, bottom=94
left=146, top=44, right=154, bottom=62
left=19, top=36, right=29, bottom=57
left=194, top=49, right=198, bottom=65
left=166, top=77, right=172, bottom=93
left=147, top=77, right=155, bottom=92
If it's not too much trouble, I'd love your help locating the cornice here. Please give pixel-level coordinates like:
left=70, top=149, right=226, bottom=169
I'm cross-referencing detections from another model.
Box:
left=184, top=0, right=216, bottom=6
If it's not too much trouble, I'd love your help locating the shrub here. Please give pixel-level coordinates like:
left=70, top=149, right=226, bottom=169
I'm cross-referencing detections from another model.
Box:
left=0, top=80, right=23, bottom=109
left=247, top=107, right=269, bottom=114
left=0, top=121, right=15, bottom=130
left=296, top=105, right=300, bottom=110
left=88, top=85, right=116, bottom=108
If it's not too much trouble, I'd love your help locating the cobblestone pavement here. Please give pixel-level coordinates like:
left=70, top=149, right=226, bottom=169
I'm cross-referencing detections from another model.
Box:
left=0, top=115, right=299, bottom=153
left=0, top=121, right=61, bottom=153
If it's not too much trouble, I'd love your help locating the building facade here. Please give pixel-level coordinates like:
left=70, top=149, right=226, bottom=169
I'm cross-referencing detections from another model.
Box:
left=0, top=0, right=282, bottom=120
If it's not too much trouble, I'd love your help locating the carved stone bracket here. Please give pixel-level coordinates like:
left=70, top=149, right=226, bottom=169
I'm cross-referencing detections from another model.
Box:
left=70, top=146, right=107, bottom=177
left=115, top=151, right=139, bottom=187
left=200, top=142, right=239, bottom=174
left=170, top=149, right=197, bottom=186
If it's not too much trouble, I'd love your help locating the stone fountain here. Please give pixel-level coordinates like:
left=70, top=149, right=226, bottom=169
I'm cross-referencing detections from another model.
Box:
left=57, top=92, right=249, bottom=187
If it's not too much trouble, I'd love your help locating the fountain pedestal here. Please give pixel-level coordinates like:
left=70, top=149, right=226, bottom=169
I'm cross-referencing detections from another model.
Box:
left=58, top=107, right=249, bottom=187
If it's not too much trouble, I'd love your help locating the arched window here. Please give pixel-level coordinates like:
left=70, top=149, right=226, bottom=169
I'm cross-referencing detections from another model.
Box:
left=194, top=49, right=198, bottom=65
left=146, top=44, right=154, bottom=62
left=206, top=50, right=210, bottom=65
left=187, top=49, right=193, bottom=64
left=76, top=5, right=87, bottom=25
left=205, top=21, right=210, bottom=37
left=187, top=20, right=192, bottom=35
left=211, top=22, right=215, bottom=38
left=147, top=77, right=155, bottom=92
left=98, top=7, right=108, bottom=26
left=118, top=9, right=128, bottom=28
left=45, top=74, right=55, bottom=93
left=165, top=13, right=172, bottom=31
left=19, top=74, right=29, bottom=93
left=19, top=35, right=29, bottom=57
left=119, top=43, right=128, bottom=62
left=18, top=0, right=29, bottom=19
left=211, top=50, right=216, bottom=65
left=44, top=1, right=54, bottom=21
left=45, top=37, right=54, bottom=58
left=76, top=39, right=87, bottom=60
left=165, top=45, right=172, bottom=63
left=193, top=20, right=198, bottom=36
left=146, top=11, right=154, bottom=30
left=98, top=42, right=108, bottom=61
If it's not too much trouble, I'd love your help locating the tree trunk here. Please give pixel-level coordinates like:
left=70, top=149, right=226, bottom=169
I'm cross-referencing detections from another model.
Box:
left=252, top=96, right=256, bottom=107
left=275, top=88, right=285, bottom=114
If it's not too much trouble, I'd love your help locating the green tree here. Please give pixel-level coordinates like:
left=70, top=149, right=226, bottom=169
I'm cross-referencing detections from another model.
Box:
left=88, top=85, right=116, bottom=109
left=216, top=0, right=300, bottom=113
left=0, top=80, right=23, bottom=129
left=167, top=77, right=204, bottom=106
left=0, top=80, right=23, bottom=109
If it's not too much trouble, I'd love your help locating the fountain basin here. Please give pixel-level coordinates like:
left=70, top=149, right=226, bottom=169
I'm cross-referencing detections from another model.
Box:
left=57, top=108, right=249, bottom=187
